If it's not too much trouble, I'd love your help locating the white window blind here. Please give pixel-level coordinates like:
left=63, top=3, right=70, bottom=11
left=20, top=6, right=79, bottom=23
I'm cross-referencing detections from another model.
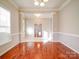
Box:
left=0, top=7, right=11, bottom=45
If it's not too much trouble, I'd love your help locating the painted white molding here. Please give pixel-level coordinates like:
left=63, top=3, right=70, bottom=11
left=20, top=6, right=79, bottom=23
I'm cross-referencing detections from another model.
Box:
left=11, top=33, right=20, bottom=36
left=60, top=41, right=79, bottom=54
left=6, top=0, right=71, bottom=12
left=54, top=32, right=79, bottom=54
left=59, top=0, right=71, bottom=11
left=21, top=39, right=53, bottom=42
left=11, top=32, right=79, bottom=42
left=57, top=32, right=79, bottom=37
left=8, top=0, right=19, bottom=9
left=53, top=32, right=59, bottom=34
left=19, top=0, right=71, bottom=12
left=0, top=42, right=19, bottom=56
left=0, top=33, right=20, bottom=56
left=19, top=8, right=58, bottom=13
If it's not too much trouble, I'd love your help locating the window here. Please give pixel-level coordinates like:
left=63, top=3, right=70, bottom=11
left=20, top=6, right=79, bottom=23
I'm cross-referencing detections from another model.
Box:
left=0, top=7, right=10, bottom=33
left=0, top=7, right=11, bottom=45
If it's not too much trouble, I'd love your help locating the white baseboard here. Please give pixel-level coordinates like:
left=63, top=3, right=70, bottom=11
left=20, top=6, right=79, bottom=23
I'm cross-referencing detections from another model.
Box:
left=53, top=32, right=79, bottom=54
left=60, top=41, right=79, bottom=54
left=0, top=42, right=19, bottom=56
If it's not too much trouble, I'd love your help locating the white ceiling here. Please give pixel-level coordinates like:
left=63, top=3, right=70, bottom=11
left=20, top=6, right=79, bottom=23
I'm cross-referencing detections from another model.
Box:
left=9, top=0, right=70, bottom=18
left=10, top=0, right=66, bottom=10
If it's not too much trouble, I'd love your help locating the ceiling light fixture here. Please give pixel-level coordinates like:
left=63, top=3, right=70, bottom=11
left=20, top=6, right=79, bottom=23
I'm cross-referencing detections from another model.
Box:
left=34, top=1, right=39, bottom=6
left=34, top=0, right=48, bottom=7
left=43, top=0, right=48, bottom=2
left=40, top=2, right=45, bottom=7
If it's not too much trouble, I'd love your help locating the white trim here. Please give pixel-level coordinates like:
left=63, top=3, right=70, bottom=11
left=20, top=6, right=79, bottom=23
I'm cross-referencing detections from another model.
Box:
left=60, top=41, right=79, bottom=54
left=7, top=0, right=71, bottom=11
left=8, top=0, right=19, bottom=9
left=0, top=40, right=12, bottom=46
left=59, top=0, right=71, bottom=11
left=57, top=32, right=79, bottom=37
left=54, top=32, right=79, bottom=54
left=19, top=8, right=58, bottom=13
left=21, top=39, right=53, bottom=42
left=19, top=0, right=71, bottom=12
left=11, top=33, right=20, bottom=36
left=53, top=32, right=59, bottom=34
left=0, top=43, right=19, bottom=56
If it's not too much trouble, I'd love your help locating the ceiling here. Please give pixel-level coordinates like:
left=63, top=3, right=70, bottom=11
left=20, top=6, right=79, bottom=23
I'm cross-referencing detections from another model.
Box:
left=10, top=0, right=66, bottom=10
left=24, top=12, right=54, bottom=18
left=9, top=0, right=70, bottom=18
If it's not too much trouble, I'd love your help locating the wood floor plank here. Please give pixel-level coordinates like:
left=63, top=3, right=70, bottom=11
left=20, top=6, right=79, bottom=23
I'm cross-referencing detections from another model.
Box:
left=1, top=42, right=79, bottom=59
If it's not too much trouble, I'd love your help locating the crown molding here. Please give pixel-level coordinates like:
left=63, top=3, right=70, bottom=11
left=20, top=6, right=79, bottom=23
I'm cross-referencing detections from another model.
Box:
left=8, top=0, right=19, bottom=9
left=59, top=0, right=71, bottom=11
left=19, top=11, right=56, bottom=19
left=19, top=0, right=71, bottom=12
left=25, top=16, right=52, bottom=19
left=7, top=0, right=71, bottom=12
left=19, top=8, right=59, bottom=13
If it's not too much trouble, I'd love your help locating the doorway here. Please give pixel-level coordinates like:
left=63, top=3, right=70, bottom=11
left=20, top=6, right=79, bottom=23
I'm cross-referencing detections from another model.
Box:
left=20, top=13, right=53, bottom=42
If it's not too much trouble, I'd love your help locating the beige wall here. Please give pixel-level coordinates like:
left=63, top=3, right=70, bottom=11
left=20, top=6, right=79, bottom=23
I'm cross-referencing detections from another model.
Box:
left=59, top=0, right=79, bottom=35
left=0, top=0, right=19, bottom=56
left=53, top=12, right=59, bottom=32
left=59, top=0, right=79, bottom=53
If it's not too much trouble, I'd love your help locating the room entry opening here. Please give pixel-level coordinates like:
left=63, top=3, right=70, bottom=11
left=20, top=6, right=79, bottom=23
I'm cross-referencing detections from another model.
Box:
left=20, top=13, right=53, bottom=42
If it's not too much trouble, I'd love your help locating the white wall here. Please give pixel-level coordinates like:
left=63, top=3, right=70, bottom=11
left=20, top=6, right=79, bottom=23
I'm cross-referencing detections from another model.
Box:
left=59, top=0, right=79, bottom=53
left=0, top=0, right=19, bottom=56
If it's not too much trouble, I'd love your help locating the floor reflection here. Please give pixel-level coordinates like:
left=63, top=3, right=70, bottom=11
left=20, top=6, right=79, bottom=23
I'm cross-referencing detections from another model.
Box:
left=1, top=42, right=79, bottom=59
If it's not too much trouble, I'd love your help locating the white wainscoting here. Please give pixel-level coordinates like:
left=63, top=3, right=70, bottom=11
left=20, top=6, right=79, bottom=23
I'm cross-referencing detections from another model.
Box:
left=0, top=33, right=19, bottom=56
left=53, top=32, right=79, bottom=54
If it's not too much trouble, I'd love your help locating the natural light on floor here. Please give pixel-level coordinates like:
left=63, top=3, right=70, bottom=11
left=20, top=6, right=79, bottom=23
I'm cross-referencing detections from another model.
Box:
left=26, top=27, right=52, bottom=43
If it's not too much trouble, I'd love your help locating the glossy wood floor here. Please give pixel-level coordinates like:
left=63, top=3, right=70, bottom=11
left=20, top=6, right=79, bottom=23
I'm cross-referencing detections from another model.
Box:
left=1, top=42, right=79, bottom=59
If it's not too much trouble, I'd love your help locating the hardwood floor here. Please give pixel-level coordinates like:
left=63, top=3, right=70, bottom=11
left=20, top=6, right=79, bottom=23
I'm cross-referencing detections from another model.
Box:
left=1, top=42, right=79, bottom=59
